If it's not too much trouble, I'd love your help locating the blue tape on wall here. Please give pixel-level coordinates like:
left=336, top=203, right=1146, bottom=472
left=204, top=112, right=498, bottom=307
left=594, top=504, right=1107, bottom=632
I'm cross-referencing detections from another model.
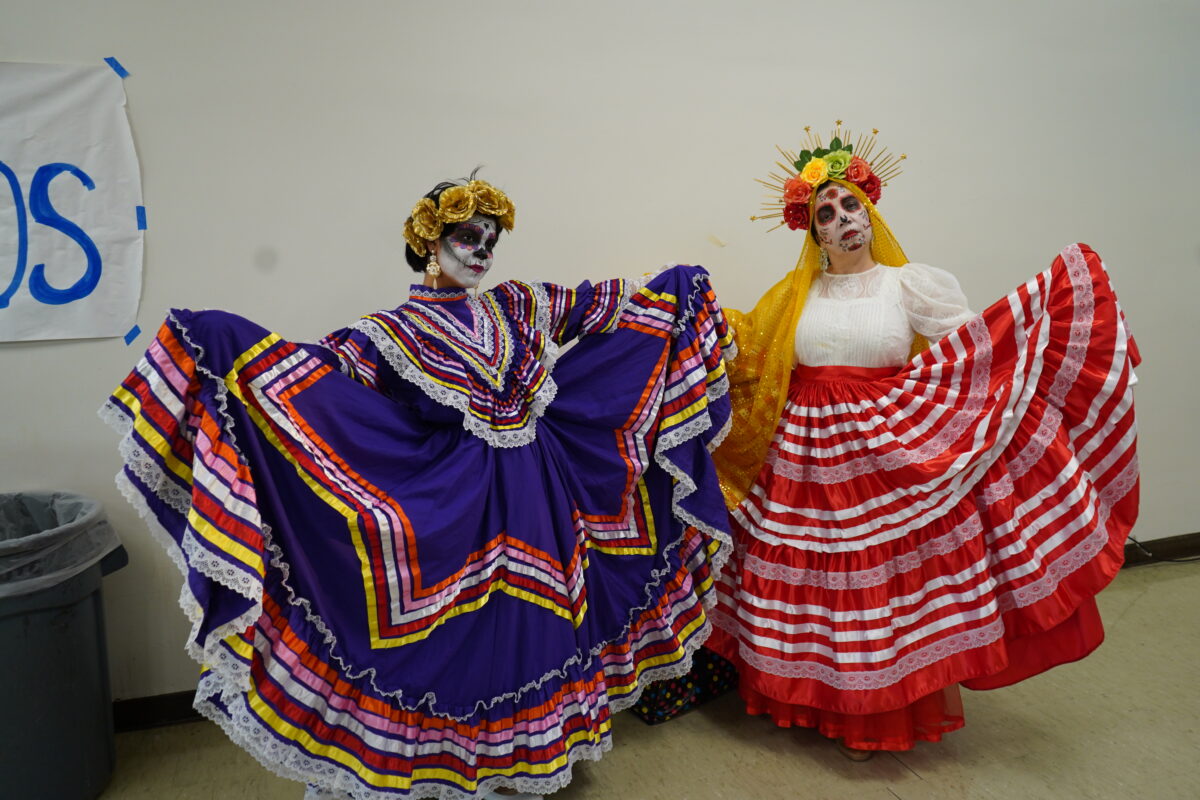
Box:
left=124, top=325, right=141, bottom=345
left=136, top=205, right=147, bottom=230
left=104, top=57, right=130, bottom=78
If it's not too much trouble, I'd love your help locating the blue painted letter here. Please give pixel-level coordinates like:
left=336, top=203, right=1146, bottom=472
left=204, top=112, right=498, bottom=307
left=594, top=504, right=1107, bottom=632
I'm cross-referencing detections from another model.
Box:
left=28, top=162, right=102, bottom=305
left=0, top=160, right=28, bottom=309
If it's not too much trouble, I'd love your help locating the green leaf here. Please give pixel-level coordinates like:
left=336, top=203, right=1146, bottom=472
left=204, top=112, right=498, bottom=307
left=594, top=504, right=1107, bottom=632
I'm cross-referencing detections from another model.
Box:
left=845, top=143, right=853, bottom=154
left=830, top=136, right=842, bottom=150
left=794, top=151, right=812, bottom=170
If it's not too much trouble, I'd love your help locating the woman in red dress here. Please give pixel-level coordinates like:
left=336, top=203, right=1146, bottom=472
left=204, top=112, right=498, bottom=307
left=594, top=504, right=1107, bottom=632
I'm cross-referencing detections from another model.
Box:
left=707, top=125, right=1140, bottom=756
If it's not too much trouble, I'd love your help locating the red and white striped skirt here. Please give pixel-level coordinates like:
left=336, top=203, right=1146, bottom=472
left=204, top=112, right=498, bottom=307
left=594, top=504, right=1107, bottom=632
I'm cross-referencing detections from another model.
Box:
left=708, top=243, right=1140, bottom=750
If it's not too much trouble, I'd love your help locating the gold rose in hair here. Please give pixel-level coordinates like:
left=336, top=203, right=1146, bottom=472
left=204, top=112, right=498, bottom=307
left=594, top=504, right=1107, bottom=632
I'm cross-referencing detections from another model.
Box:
left=403, top=179, right=515, bottom=257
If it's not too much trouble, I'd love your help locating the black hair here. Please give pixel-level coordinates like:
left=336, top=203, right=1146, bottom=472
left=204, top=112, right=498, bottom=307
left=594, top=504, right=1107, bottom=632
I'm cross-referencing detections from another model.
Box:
left=404, top=167, right=504, bottom=272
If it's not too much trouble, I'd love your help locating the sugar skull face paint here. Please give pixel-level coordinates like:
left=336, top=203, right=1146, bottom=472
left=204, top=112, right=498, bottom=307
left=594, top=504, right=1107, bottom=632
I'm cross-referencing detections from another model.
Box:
left=813, top=183, right=873, bottom=256
left=436, top=214, right=499, bottom=289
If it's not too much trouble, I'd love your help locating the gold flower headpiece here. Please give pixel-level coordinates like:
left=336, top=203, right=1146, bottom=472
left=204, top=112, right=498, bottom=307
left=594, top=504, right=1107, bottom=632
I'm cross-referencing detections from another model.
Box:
left=753, top=122, right=906, bottom=232
left=403, top=179, right=516, bottom=257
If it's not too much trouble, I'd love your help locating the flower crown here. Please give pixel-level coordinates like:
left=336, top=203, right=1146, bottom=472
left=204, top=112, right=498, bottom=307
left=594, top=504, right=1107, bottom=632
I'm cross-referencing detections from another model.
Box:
left=403, top=179, right=516, bottom=257
left=753, top=122, right=906, bottom=232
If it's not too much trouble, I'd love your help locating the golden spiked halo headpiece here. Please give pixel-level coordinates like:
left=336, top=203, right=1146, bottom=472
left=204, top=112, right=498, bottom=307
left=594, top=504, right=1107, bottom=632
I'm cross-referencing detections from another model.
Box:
left=403, top=179, right=516, bottom=258
left=752, top=122, right=906, bottom=232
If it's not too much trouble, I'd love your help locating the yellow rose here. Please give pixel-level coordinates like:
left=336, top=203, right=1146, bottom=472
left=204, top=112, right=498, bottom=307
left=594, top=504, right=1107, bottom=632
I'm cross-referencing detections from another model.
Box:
left=409, top=197, right=443, bottom=241
left=799, top=157, right=829, bottom=186
left=403, top=218, right=427, bottom=256
left=438, top=185, right=477, bottom=223
left=469, top=180, right=510, bottom=217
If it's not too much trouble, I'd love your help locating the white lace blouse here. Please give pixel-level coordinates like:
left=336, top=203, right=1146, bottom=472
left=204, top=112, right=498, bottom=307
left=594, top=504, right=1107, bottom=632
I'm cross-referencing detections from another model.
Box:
left=794, top=263, right=974, bottom=368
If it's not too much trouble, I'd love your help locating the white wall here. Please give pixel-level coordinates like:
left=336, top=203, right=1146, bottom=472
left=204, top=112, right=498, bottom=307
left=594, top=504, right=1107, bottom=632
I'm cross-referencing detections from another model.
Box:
left=3, top=0, right=1196, bottom=699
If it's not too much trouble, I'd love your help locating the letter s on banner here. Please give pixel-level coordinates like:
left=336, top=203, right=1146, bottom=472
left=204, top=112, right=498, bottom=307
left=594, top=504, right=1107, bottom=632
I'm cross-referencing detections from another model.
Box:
left=27, top=162, right=103, bottom=305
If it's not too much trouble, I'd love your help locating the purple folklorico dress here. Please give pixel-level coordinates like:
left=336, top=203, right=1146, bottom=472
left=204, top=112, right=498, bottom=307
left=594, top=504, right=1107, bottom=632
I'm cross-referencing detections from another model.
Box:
left=102, top=265, right=734, bottom=799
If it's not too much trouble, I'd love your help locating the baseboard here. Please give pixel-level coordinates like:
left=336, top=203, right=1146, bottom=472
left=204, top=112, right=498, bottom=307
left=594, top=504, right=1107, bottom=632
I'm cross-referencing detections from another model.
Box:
left=113, top=690, right=200, bottom=732
left=110, top=533, right=1199, bottom=733
left=1123, top=532, right=1200, bottom=566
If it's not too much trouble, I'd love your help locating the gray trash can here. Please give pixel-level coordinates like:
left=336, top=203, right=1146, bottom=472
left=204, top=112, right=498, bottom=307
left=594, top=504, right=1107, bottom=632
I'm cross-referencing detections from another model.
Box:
left=0, top=491, right=127, bottom=800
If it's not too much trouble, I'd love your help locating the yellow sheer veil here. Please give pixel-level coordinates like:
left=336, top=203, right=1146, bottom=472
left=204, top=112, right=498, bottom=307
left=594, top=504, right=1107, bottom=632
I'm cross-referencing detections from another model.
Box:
left=713, top=178, right=924, bottom=509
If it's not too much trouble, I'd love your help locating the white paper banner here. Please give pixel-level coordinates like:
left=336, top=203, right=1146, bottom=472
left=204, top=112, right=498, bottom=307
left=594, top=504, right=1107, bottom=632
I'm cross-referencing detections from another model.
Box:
left=0, top=61, right=143, bottom=342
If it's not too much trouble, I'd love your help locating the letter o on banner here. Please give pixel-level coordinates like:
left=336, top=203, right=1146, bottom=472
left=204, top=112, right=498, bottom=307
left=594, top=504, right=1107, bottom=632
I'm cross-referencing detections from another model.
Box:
left=0, top=62, right=144, bottom=341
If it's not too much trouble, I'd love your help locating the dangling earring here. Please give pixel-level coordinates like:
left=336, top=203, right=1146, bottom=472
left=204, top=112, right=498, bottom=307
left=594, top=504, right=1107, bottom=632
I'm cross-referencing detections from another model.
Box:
left=819, top=248, right=830, bottom=271
left=425, top=252, right=441, bottom=278
left=426, top=243, right=442, bottom=290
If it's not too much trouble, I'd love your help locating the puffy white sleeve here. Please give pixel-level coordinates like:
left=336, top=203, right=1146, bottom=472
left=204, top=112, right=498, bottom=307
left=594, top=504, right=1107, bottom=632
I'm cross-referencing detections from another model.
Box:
left=899, top=263, right=975, bottom=341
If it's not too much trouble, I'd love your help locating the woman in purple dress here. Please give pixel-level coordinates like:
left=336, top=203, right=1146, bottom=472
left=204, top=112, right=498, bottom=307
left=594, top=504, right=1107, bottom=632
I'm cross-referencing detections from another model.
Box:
left=102, top=175, right=734, bottom=799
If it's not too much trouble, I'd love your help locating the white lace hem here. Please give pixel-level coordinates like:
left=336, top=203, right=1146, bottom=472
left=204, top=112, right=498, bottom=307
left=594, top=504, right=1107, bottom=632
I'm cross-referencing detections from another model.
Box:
left=712, top=607, right=1006, bottom=691
left=193, top=618, right=719, bottom=799
left=354, top=318, right=557, bottom=449
left=98, top=406, right=259, bottom=687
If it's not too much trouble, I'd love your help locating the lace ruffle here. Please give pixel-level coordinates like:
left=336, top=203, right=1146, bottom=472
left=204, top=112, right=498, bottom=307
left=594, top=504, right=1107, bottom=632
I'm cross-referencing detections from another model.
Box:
left=741, top=513, right=985, bottom=590
left=106, top=465, right=258, bottom=687
left=712, top=607, right=1006, bottom=690
left=1047, top=244, right=1095, bottom=408
left=769, top=315, right=993, bottom=485
left=407, top=294, right=511, bottom=380
left=195, top=617, right=719, bottom=800
left=354, top=319, right=556, bottom=449
left=814, top=265, right=885, bottom=300
left=524, top=280, right=561, bottom=370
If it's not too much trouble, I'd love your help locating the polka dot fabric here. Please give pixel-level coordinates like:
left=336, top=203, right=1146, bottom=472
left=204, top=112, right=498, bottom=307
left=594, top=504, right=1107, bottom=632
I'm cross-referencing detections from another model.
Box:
left=629, top=647, right=739, bottom=725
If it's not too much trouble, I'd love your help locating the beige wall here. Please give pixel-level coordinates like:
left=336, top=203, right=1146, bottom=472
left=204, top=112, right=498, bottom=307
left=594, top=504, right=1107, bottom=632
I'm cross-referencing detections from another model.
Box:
left=2, top=0, right=1195, bottom=699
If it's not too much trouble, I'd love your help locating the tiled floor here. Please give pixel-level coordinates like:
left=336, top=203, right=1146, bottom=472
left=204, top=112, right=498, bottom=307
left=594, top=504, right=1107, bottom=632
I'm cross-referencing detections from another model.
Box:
left=103, top=561, right=1200, bottom=800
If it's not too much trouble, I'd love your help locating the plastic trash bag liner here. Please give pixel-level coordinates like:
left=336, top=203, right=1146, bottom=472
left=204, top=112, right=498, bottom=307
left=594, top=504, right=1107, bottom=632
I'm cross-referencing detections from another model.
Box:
left=0, top=492, right=121, bottom=598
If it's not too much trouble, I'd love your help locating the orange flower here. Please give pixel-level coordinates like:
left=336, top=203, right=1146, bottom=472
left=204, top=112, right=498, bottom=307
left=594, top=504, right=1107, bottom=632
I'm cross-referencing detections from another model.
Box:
left=783, top=177, right=812, bottom=205
left=845, top=156, right=871, bottom=183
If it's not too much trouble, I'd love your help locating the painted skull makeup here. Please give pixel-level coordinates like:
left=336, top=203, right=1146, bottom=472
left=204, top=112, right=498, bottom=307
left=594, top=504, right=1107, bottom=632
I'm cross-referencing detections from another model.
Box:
left=436, top=214, right=499, bottom=289
left=813, top=183, right=873, bottom=256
